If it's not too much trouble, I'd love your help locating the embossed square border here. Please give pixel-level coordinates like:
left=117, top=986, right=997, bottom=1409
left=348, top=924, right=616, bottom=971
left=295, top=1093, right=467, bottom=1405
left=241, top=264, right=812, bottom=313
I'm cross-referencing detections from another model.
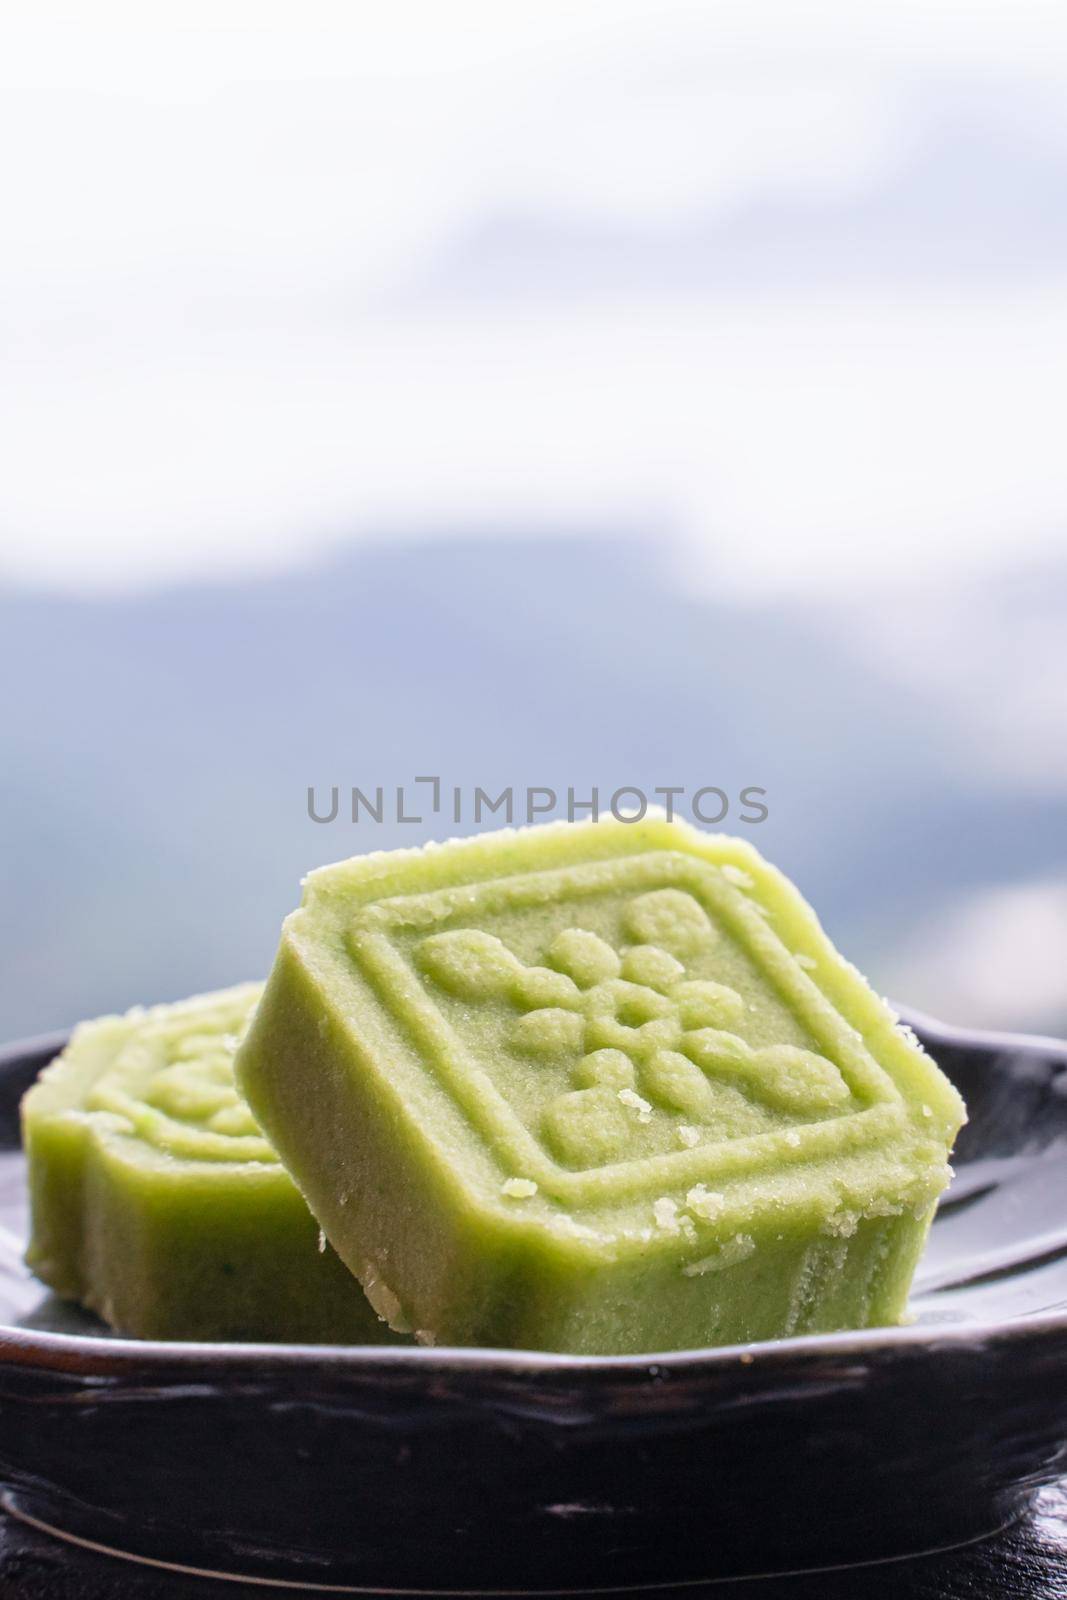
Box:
left=348, top=851, right=905, bottom=1208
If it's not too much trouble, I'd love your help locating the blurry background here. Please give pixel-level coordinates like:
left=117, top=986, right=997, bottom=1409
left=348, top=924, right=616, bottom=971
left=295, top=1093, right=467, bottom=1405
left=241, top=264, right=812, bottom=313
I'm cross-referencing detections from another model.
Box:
left=1, top=2, right=1065, bottom=1039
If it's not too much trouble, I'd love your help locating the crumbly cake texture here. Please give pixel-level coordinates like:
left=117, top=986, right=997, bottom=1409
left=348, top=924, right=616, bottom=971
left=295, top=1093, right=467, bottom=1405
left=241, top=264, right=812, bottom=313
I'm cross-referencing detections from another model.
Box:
left=22, top=984, right=402, bottom=1343
left=236, top=818, right=966, bottom=1354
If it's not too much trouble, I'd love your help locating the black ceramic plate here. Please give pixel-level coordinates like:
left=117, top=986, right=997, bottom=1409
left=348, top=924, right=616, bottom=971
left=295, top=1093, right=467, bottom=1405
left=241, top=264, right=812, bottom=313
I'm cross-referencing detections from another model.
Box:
left=0, top=1012, right=1064, bottom=1592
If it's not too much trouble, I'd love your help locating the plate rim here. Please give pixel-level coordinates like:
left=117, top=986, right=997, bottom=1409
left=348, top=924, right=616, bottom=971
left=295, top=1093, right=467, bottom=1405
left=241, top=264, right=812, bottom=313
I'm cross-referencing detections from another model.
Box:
left=1, top=1005, right=1064, bottom=1380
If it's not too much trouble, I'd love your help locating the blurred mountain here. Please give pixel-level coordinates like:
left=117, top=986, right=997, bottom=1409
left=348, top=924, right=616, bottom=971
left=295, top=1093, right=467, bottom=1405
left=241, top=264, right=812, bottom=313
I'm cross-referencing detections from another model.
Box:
left=1, top=535, right=1065, bottom=1038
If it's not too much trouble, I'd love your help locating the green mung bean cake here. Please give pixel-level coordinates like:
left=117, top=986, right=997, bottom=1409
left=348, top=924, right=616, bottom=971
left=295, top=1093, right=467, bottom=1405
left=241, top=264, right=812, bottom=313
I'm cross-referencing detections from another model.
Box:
left=22, top=984, right=400, bottom=1343
left=236, top=817, right=966, bottom=1353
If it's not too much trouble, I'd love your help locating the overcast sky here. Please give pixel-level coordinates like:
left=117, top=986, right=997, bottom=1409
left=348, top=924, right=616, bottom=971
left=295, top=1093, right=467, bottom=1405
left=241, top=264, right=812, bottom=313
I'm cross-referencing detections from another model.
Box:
left=2, top=1, right=1066, bottom=597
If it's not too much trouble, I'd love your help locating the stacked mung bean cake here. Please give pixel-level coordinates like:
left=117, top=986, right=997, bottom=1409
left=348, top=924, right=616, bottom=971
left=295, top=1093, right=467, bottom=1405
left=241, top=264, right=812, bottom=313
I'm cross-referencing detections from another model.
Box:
left=23, top=984, right=402, bottom=1341
left=234, top=816, right=964, bottom=1352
